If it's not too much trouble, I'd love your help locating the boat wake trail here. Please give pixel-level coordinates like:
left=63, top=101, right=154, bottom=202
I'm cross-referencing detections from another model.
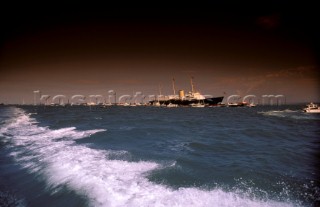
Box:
left=258, top=109, right=320, bottom=120
left=0, top=107, right=301, bottom=207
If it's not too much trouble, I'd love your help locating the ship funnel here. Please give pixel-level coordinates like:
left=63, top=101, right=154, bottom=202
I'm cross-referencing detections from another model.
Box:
left=179, top=90, right=185, bottom=100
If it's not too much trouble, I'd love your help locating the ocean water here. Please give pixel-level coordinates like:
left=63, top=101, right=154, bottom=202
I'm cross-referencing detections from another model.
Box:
left=0, top=105, right=319, bottom=207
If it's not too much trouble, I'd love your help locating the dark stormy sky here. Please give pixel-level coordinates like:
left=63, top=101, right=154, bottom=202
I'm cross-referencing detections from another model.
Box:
left=0, top=2, right=319, bottom=104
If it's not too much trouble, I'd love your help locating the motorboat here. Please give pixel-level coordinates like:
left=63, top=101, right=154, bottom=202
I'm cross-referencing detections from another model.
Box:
left=303, top=102, right=320, bottom=113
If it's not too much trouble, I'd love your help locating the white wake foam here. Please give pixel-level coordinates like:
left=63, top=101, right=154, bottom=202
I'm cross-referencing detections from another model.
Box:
left=258, top=109, right=319, bottom=120
left=0, top=108, right=299, bottom=207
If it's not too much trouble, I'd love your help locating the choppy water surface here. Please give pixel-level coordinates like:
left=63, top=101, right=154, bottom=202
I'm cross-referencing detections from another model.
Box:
left=0, top=105, right=319, bottom=207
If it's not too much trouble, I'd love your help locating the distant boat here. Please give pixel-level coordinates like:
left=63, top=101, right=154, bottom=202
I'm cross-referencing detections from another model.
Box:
left=227, top=102, right=256, bottom=107
left=190, top=98, right=205, bottom=108
left=190, top=103, right=205, bottom=108
left=153, top=101, right=161, bottom=107
left=248, top=103, right=257, bottom=107
left=87, top=102, right=96, bottom=106
left=303, top=102, right=320, bottom=113
left=166, top=103, right=178, bottom=108
left=117, top=102, right=130, bottom=106
left=227, top=102, right=246, bottom=107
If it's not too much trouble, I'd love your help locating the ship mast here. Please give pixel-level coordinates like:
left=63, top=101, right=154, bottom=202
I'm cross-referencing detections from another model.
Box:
left=158, top=83, right=162, bottom=102
left=172, top=77, right=176, bottom=96
left=190, top=76, right=195, bottom=93
left=158, top=84, right=162, bottom=96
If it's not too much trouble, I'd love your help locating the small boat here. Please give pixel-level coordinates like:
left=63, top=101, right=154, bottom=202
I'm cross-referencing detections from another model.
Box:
left=166, top=103, right=178, bottom=108
left=227, top=102, right=245, bottom=107
left=303, top=102, right=320, bottom=113
left=153, top=101, right=161, bottom=107
left=190, top=103, right=205, bottom=108
left=248, top=103, right=257, bottom=107
left=118, top=102, right=130, bottom=106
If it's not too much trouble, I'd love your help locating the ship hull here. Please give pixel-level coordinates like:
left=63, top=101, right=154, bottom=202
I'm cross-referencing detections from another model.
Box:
left=150, top=96, right=224, bottom=106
